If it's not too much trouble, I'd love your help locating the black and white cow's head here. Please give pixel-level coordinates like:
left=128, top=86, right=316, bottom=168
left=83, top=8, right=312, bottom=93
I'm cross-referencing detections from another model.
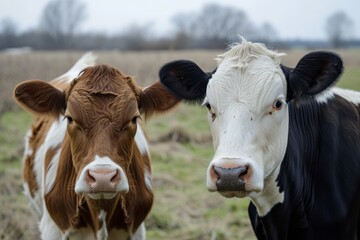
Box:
left=160, top=40, right=343, bottom=205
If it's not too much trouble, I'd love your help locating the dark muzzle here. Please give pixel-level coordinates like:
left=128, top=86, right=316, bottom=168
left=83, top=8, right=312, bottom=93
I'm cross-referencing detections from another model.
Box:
left=213, top=165, right=248, bottom=191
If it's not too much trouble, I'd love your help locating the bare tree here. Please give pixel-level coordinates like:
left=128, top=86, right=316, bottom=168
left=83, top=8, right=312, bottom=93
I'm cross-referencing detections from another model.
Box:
left=0, top=18, right=18, bottom=48
left=194, top=4, right=255, bottom=40
left=39, top=0, right=87, bottom=49
left=258, top=22, right=278, bottom=43
left=325, top=11, right=354, bottom=48
left=172, top=3, right=276, bottom=48
left=118, top=23, right=153, bottom=50
left=172, top=13, right=196, bottom=48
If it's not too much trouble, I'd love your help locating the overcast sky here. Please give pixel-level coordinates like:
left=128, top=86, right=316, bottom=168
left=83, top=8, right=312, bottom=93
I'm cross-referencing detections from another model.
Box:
left=0, top=0, right=359, bottom=40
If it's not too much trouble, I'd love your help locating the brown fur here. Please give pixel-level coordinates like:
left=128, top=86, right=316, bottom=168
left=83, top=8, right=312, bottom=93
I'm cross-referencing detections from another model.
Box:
left=14, top=64, right=180, bottom=237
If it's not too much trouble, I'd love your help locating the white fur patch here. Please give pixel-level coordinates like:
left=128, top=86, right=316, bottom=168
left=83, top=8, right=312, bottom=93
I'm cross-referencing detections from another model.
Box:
left=249, top=165, right=284, bottom=216
left=333, top=87, right=360, bottom=104
left=41, top=116, right=67, bottom=194
left=315, top=88, right=335, bottom=104
left=315, top=87, right=360, bottom=105
left=23, top=129, right=33, bottom=157
left=135, top=123, right=149, bottom=155
left=30, top=115, right=66, bottom=197
left=144, top=168, right=152, bottom=191
left=132, top=222, right=146, bottom=240
left=54, top=52, right=97, bottom=84
left=97, top=210, right=108, bottom=240
left=39, top=204, right=62, bottom=240
left=45, top=150, right=61, bottom=194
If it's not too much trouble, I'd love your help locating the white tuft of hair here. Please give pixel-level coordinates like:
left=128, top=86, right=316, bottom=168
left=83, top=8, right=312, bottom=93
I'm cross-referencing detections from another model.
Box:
left=53, top=52, right=97, bottom=84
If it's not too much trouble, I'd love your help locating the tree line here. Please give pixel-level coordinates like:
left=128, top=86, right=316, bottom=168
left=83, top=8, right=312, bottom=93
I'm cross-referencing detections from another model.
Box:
left=0, top=0, right=357, bottom=50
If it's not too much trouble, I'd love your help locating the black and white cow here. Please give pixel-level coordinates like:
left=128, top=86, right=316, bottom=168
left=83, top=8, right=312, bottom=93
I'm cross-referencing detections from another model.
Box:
left=159, top=39, right=360, bottom=239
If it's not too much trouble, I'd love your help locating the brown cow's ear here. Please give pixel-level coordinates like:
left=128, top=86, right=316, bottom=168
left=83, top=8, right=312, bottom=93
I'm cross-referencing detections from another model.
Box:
left=139, top=81, right=180, bottom=119
left=13, top=80, right=66, bottom=117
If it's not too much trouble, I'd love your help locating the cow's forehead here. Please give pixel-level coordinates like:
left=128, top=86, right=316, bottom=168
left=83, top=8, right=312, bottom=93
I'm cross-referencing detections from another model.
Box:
left=206, top=56, right=287, bottom=114
left=209, top=41, right=286, bottom=95
left=67, top=65, right=140, bottom=99
left=65, top=66, right=140, bottom=129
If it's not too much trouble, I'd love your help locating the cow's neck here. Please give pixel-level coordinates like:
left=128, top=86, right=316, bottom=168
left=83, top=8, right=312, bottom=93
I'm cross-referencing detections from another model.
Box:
left=250, top=100, right=322, bottom=219
left=249, top=99, right=322, bottom=218
left=78, top=194, right=132, bottom=234
left=249, top=163, right=284, bottom=217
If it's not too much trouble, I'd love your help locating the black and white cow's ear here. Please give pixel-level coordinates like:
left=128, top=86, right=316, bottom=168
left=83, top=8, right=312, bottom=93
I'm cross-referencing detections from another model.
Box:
left=286, top=51, right=343, bottom=102
left=159, top=60, right=212, bottom=103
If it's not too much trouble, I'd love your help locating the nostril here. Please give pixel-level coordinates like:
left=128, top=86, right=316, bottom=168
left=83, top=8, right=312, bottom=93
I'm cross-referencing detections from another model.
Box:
left=110, top=170, right=120, bottom=184
left=212, top=165, right=221, bottom=181
left=239, top=165, right=249, bottom=179
left=87, top=170, right=96, bottom=184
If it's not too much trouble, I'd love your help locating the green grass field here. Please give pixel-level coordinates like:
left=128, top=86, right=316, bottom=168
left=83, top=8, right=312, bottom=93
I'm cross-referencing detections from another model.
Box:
left=0, top=49, right=359, bottom=239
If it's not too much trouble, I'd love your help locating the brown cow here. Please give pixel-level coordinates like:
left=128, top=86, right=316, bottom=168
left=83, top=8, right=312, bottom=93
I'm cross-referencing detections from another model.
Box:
left=14, top=53, right=179, bottom=239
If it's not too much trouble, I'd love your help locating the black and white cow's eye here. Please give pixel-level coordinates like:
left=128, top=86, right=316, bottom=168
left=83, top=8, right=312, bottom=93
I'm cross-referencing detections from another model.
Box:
left=205, top=102, right=211, bottom=110
left=205, top=102, right=216, bottom=122
left=272, top=99, right=284, bottom=110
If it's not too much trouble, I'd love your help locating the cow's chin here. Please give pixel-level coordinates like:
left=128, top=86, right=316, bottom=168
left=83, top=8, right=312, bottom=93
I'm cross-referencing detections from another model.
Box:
left=218, top=191, right=249, bottom=198
left=87, top=192, right=118, bottom=200
left=216, top=184, right=263, bottom=198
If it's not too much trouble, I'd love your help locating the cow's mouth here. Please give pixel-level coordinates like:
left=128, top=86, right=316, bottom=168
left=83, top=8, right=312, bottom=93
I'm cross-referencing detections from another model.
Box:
left=87, top=192, right=118, bottom=200
left=218, top=190, right=249, bottom=198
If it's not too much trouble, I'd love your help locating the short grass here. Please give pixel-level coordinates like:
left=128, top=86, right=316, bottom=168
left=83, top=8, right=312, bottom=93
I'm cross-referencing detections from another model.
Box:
left=337, top=68, right=360, bottom=90
left=0, top=111, right=33, bottom=171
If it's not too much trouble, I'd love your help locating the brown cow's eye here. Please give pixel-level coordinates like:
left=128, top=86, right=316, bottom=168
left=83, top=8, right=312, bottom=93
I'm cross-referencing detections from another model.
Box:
left=65, top=115, right=73, bottom=124
left=131, top=116, right=138, bottom=124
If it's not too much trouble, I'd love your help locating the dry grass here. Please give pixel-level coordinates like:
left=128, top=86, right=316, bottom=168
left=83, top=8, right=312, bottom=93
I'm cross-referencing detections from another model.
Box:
left=0, top=48, right=359, bottom=240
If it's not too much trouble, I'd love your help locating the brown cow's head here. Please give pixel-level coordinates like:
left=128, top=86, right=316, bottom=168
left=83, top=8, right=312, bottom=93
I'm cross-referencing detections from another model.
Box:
left=14, top=65, right=179, bottom=202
